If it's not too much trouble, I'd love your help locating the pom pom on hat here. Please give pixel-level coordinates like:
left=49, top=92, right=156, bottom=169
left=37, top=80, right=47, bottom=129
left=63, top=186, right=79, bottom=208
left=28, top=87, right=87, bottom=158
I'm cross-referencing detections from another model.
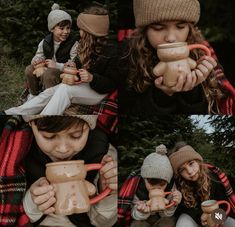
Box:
left=47, top=3, right=72, bottom=31
left=141, top=144, right=173, bottom=183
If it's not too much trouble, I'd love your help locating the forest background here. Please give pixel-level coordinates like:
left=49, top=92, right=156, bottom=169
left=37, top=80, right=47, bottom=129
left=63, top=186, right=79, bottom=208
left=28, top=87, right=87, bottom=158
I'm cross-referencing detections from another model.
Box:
left=1, top=0, right=235, bottom=109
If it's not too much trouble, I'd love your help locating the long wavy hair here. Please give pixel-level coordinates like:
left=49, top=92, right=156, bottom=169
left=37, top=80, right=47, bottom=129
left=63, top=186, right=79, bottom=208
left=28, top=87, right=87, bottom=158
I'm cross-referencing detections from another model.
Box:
left=127, top=23, right=224, bottom=113
left=175, top=160, right=211, bottom=208
left=78, top=6, right=108, bottom=70
left=170, top=142, right=211, bottom=208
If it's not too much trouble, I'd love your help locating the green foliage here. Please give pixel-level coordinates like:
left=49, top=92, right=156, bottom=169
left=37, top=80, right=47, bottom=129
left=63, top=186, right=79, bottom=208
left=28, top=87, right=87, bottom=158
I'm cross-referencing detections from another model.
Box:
left=0, top=0, right=117, bottom=63
left=118, top=115, right=235, bottom=185
left=199, top=0, right=235, bottom=43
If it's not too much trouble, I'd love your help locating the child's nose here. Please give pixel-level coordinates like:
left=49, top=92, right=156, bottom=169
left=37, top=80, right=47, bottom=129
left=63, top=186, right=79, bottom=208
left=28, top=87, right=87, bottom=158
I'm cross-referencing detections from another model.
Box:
left=56, top=142, right=69, bottom=153
left=165, top=32, right=176, bottom=43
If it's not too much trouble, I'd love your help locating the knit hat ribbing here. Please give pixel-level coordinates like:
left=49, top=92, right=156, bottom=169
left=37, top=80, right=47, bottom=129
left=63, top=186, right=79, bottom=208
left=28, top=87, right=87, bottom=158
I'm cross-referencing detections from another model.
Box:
left=169, top=145, right=203, bottom=173
left=133, top=0, right=200, bottom=27
left=47, top=3, right=72, bottom=31
left=77, top=13, right=109, bottom=37
left=141, top=144, right=173, bottom=183
left=23, top=115, right=97, bottom=130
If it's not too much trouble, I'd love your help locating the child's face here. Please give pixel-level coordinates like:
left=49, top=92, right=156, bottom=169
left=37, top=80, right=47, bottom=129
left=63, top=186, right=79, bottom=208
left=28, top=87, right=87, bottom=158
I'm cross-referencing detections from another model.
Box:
left=146, top=20, right=190, bottom=49
left=144, top=179, right=167, bottom=191
left=52, top=24, right=71, bottom=42
left=178, top=160, right=200, bottom=181
left=31, top=121, right=89, bottom=162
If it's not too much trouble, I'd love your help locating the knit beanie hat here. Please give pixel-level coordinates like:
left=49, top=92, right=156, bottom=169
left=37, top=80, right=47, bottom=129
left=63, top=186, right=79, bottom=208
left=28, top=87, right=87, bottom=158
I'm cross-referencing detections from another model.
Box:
left=169, top=145, right=203, bottom=173
left=23, top=115, right=97, bottom=130
left=77, top=13, right=109, bottom=37
left=141, top=144, right=173, bottom=183
left=47, top=3, right=72, bottom=31
left=133, top=0, right=200, bottom=27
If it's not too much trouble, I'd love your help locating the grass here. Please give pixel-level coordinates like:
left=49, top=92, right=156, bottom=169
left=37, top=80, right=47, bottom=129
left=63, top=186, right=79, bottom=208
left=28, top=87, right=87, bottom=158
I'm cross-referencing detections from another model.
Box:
left=0, top=56, right=26, bottom=110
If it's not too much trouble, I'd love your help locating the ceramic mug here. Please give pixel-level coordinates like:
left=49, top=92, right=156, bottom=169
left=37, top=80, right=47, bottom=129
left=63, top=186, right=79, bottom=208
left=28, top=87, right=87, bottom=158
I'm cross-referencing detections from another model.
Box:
left=154, top=42, right=211, bottom=87
left=147, top=188, right=176, bottom=212
left=46, top=160, right=111, bottom=215
left=201, top=199, right=231, bottom=227
left=63, top=66, right=81, bottom=85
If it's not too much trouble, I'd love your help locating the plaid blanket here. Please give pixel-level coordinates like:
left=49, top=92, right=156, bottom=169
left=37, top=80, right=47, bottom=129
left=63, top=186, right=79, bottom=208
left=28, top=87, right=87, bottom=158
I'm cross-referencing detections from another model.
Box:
left=117, top=170, right=141, bottom=227
left=118, top=165, right=235, bottom=227
left=65, top=90, right=118, bottom=134
left=207, top=164, right=235, bottom=217
left=0, top=116, right=33, bottom=227
left=200, top=41, right=235, bottom=115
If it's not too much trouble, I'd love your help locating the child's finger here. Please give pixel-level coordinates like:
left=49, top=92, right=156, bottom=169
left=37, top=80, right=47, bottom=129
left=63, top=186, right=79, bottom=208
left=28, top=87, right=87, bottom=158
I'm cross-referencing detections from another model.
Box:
left=33, top=190, right=55, bottom=205
left=43, top=206, right=56, bottom=215
left=31, top=184, right=53, bottom=196
left=38, top=196, right=56, bottom=213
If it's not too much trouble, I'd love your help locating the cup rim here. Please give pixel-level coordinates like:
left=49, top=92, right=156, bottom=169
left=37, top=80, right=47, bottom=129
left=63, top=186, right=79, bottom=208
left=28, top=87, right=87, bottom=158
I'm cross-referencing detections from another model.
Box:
left=46, top=160, right=84, bottom=167
left=201, top=199, right=217, bottom=206
left=157, top=42, right=187, bottom=49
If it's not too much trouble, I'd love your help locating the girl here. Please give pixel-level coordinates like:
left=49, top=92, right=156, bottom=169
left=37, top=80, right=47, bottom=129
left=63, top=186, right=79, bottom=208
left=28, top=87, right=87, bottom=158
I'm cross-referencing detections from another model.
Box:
left=131, top=145, right=182, bottom=227
left=5, top=5, right=118, bottom=115
left=118, top=0, right=235, bottom=115
left=169, top=141, right=235, bottom=227
left=0, top=115, right=117, bottom=227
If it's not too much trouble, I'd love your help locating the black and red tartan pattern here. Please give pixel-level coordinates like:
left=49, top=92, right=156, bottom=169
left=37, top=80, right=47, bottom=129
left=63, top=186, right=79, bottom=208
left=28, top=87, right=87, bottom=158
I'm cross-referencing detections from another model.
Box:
left=0, top=116, right=33, bottom=226
left=117, top=165, right=235, bottom=227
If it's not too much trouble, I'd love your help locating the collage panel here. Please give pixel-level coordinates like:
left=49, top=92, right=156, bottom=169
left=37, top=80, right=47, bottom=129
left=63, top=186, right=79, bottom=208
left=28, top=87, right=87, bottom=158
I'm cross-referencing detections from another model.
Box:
left=117, top=115, right=235, bottom=227
left=0, top=114, right=118, bottom=226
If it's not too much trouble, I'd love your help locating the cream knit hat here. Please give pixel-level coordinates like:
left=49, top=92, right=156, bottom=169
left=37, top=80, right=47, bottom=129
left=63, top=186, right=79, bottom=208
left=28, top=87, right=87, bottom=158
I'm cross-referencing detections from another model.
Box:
left=133, top=0, right=200, bottom=27
left=47, top=3, right=72, bottom=31
left=141, top=144, right=173, bottom=183
left=23, top=115, right=97, bottom=130
left=169, top=145, right=203, bottom=173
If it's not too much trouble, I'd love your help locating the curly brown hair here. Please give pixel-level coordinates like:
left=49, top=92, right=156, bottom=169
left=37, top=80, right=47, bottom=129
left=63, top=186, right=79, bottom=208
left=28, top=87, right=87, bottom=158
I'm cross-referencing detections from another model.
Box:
left=127, top=23, right=224, bottom=113
left=175, top=160, right=211, bottom=208
left=78, top=5, right=108, bottom=69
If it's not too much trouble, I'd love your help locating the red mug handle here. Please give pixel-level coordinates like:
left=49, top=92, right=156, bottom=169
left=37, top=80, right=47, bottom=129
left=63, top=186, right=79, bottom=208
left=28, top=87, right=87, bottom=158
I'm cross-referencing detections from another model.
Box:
left=85, top=164, right=112, bottom=205
left=218, top=200, right=231, bottom=215
left=188, top=44, right=211, bottom=57
left=164, top=192, right=176, bottom=209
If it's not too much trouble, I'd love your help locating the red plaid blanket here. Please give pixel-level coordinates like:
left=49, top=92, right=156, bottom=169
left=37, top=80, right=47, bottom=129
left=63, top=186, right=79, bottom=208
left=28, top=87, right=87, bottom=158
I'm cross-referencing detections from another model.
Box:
left=118, top=165, right=235, bottom=226
left=0, top=116, right=33, bottom=227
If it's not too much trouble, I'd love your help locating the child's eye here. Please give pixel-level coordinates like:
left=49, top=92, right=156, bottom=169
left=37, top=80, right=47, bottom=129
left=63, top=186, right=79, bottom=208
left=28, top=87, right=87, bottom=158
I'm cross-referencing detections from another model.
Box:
left=177, top=24, right=187, bottom=29
left=70, top=133, right=82, bottom=139
left=151, top=25, right=164, bottom=31
left=43, top=135, right=56, bottom=140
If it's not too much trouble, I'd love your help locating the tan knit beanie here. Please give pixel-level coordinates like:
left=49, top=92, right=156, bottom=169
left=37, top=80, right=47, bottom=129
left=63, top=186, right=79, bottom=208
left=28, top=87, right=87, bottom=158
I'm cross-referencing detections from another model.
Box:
left=77, top=13, right=109, bottom=37
left=141, top=144, right=173, bottom=183
left=23, top=115, right=97, bottom=130
left=169, top=145, right=203, bottom=173
left=133, top=0, right=200, bottom=27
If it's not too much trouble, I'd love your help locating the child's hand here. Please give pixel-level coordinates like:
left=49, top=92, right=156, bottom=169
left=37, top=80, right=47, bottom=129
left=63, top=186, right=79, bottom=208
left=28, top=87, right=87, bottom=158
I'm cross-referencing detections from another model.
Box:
left=154, top=66, right=197, bottom=96
left=45, top=59, right=56, bottom=68
left=135, top=201, right=151, bottom=214
left=99, top=155, right=117, bottom=193
left=172, top=189, right=182, bottom=206
left=192, top=55, right=217, bottom=86
left=60, top=73, right=79, bottom=85
left=29, top=177, right=56, bottom=214
left=79, top=69, right=93, bottom=82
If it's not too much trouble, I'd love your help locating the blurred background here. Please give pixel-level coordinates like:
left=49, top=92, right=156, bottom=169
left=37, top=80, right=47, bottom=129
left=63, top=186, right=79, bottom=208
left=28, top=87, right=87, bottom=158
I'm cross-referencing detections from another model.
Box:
left=0, top=0, right=234, bottom=109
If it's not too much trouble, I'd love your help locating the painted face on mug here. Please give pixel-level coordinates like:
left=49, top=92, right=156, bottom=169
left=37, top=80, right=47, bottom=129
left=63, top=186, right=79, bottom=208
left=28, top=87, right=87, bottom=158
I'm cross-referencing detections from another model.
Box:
left=146, top=20, right=190, bottom=49
left=31, top=122, right=90, bottom=162
left=178, top=160, right=200, bottom=181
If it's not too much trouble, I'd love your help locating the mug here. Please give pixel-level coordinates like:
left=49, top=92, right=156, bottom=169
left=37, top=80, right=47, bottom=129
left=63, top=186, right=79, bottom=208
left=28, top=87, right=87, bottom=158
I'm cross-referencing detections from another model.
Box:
left=46, top=160, right=111, bottom=215
left=147, top=188, right=176, bottom=212
left=153, top=42, right=211, bottom=87
left=201, top=199, right=231, bottom=227
left=63, top=66, right=81, bottom=85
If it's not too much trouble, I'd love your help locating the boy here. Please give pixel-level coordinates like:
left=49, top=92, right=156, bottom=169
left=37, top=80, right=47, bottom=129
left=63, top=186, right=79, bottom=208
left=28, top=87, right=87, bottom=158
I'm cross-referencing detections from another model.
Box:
left=131, top=145, right=182, bottom=227
left=26, top=3, right=78, bottom=96
left=22, top=115, right=117, bottom=226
